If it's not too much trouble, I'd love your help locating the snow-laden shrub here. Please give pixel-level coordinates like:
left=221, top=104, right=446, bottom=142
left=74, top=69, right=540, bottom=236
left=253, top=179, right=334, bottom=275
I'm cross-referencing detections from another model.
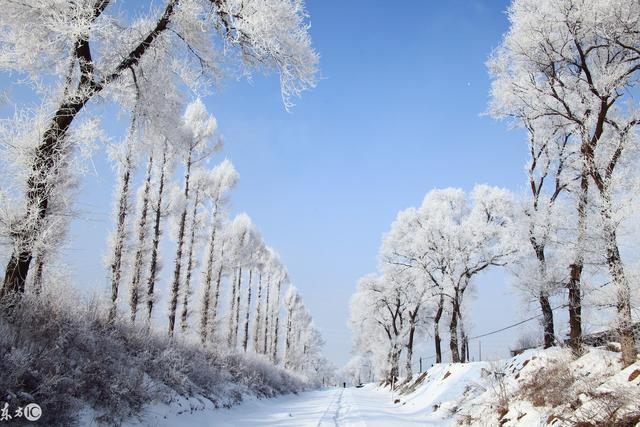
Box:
left=0, top=286, right=309, bottom=426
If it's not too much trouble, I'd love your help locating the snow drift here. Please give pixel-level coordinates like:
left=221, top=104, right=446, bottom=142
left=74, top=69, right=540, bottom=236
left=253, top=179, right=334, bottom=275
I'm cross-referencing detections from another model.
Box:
left=390, top=347, right=640, bottom=426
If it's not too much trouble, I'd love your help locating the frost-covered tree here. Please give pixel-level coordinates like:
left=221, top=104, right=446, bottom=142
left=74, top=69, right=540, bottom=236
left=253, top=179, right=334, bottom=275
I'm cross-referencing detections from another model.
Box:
left=353, top=185, right=516, bottom=369
left=342, top=355, right=375, bottom=385
left=505, top=120, right=581, bottom=349
left=489, top=0, right=640, bottom=365
left=283, top=286, right=326, bottom=378
left=350, top=274, right=407, bottom=386
left=268, top=267, right=288, bottom=363
left=0, top=0, right=318, bottom=300
left=242, top=239, right=266, bottom=352
left=224, top=213, right=260, bottom=348
left=146, top=139, right=177, bottom=321
left=420, top=186, right=515, bottom=362
left=253, top=247, right=278, bottom=353
left=105, top=112, right=139, bottom=323
left=179, top=167, right=211, bottom=332
left=128, top=150, right=154, bottom=323
left=0, top=110, right=101, bottom=296
left=198, top=160, right=238, bottom=342
left=168, top=99, right=220, bottom=336
left=381, top=212, right=439, bottom=368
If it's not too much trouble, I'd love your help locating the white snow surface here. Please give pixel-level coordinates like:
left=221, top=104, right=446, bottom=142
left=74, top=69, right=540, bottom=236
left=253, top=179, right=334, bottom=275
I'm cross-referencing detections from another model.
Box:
left=117, top=385, right=443, bottom=426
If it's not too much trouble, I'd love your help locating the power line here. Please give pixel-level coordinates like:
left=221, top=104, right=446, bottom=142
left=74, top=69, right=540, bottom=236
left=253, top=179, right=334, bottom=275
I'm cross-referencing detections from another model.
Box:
left=416, top=280, right=616, bottom=364
left=468, top=303, right=566, bottom=340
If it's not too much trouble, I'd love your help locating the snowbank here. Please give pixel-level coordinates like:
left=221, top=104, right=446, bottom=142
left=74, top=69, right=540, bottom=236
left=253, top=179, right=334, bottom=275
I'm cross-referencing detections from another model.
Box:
left=0, top=293, right=310, bottom=426
left=389, top=347, right=640, bottom=426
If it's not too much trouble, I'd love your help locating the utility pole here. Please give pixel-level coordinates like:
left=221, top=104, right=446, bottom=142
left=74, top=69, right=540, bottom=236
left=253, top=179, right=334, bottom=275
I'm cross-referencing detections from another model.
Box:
left=419, top=357, right=422, bottom=373
left=478, top=340, right=482, bottom=361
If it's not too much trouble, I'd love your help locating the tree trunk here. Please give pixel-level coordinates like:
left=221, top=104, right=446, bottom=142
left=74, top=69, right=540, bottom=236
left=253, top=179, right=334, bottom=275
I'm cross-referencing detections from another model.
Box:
left=567, top=170, right=588, bottom=352
left=181, top=188, right=201, bottom=332
left=234, top=266, right=242, bottom=346
left=602, top=207, right=637, bottom=366
left=31, top=252, right=45, bottom=295
left=272, top=310, right=280, bottom=363
left=539, top=291, right=555, bottom=348
left=434, top=293, right=444, bottom=363
left=253, top=273, right=264, bottom=352
left=531, top=240, right=556, bottom=349
left=129, top=154, right=154, bottom=323
left=199, top=210, right=218, bottom=343
left=209, top=244, right=225, bottom=343
left=405, top=321, right=416, bottom=380
left=271, top=281, right=282, bottom=363
left=227, top=267, right=239, bottom=347
left=263, top=280, right=271, bottom=354
left=108, top=137, right=134, bottom=324
left=284, top=305, right=293, bottom=369
left=449, top=291, right=460, bottom=363
left=242, top=269, right=253, bottom=352
left=459, top=315, right=468, bottom=363
left=168, top=151, right=192, bottom=336
left=388, top=344, right=401, bottom=388
left=146, top=149, right=167, bottom=321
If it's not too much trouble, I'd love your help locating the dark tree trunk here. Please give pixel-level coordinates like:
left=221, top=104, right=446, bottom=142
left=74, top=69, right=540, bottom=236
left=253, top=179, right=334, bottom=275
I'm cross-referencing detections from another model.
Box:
left=130, top=154, right=154, bottom=323
left=227, top=268, right=239, bottom=347
left=108, top=139, right=134, bottom=324
left=567, top=170, right=588, bottom=352
left=433, top=293, right=444, bottom=363
left=242, top=269, right=253, bottom=352
left=530, top=239, right=556, bottom=349
left=234, top=267, right=242, bottom=345
left=539, top=291, right=555, bottom=348
left=387, top=344, right=402, bottom=388
left=271, top=280, right=282, bottom=363
left=253, top=273, right=264, bottom=352
left=449, top=294, right=460, bottom=363
left=459, top=321, right=468, bottom=363
left=146, top=150, right=167, bottom=321
left=209, top=244, right=225, bottom=342
left=405, top=321, right=416, bottom=379
left=199, top=204, right=219, bottom=343
left=31, top=252, right=45, bottom=295
left=263, top=280, right=271, bottom=354
left=181, top=188, right=201, bottom=332
left=168, top=151, right=192, bottom=336
left=284, top=304, right=293, bottom=369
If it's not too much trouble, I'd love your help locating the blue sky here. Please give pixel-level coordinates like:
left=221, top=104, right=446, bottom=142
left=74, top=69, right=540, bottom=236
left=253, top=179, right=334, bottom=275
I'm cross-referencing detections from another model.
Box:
left=4, top=0, right=551, bottom=366
left=195, top=0, right=535, bottom=365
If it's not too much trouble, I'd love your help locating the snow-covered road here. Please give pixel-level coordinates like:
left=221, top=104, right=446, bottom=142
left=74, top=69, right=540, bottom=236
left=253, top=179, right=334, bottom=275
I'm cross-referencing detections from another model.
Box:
left=202, top=385, right=439, bottom=426
left=131, top=385, right=444, bottom=426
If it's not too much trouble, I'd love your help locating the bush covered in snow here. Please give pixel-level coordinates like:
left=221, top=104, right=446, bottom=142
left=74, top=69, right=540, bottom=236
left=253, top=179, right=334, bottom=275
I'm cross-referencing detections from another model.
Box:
left=0, top=288, right=309, bottom=426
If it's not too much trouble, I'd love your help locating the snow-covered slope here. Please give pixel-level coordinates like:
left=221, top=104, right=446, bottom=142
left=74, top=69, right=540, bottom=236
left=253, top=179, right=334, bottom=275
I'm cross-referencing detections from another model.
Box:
left=390, top=347, right=640, bottom=426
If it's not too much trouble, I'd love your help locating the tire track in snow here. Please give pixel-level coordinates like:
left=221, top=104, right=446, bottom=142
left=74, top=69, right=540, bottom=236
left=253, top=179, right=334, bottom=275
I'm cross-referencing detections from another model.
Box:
left=332, top=388, right=344, bottom=426
left=316, top=389, right=343, bottom=426
left=316, top=388, right=367, bottom=427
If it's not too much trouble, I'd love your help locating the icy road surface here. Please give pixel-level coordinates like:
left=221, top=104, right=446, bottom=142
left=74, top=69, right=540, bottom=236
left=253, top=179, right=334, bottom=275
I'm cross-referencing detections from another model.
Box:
left=131, top=385, right=444, bottom=426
